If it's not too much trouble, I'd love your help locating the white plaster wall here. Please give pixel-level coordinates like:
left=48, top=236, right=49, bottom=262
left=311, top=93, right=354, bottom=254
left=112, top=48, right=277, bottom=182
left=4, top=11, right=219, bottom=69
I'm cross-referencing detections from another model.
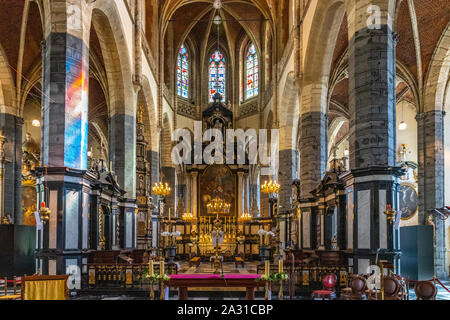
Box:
left=396, top=100, right=418, bottom=163
left=237, top=114, right=260, bottom=130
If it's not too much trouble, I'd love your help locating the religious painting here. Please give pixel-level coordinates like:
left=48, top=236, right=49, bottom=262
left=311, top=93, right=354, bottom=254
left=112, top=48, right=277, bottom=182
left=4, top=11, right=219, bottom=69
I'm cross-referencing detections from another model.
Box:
left=199, top=165, right=236, bottom=217
left=21, top=185, right=37, bottom=226
left=399, top=183, right=418, bottom=220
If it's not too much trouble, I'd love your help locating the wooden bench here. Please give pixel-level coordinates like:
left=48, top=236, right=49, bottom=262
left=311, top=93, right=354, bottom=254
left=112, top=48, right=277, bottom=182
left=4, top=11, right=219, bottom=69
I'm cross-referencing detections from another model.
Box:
left=235, top=257, right=245, bottom=268
left=189, top=256, right=201, bottom=267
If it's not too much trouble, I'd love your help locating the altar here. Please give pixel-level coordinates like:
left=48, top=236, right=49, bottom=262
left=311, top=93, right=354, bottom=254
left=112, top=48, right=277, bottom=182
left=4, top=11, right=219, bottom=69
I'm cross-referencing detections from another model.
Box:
left=166, top=274, right=265, bottom=300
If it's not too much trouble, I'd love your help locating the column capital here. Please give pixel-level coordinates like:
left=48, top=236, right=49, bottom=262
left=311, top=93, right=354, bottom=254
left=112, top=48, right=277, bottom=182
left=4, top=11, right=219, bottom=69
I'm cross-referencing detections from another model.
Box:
left=415, top=110, right=446, bottom=122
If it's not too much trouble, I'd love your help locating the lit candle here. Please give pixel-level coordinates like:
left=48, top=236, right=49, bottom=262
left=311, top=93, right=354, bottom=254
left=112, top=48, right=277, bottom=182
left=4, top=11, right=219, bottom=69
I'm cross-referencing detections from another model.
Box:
left=278, top=259, right=283, bottom=273
left=149, top=260, right=154, bottom=276
left=265, top=260, right=270, bottom=277
left=160, top=259, right=164, bottom=277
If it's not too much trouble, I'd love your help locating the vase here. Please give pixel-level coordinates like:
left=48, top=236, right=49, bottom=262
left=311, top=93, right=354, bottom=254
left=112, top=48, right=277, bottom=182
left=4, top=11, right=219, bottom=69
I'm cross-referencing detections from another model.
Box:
left=259, top=246, right=270, bottom=264
left=166, top=246, right=177, bottom=264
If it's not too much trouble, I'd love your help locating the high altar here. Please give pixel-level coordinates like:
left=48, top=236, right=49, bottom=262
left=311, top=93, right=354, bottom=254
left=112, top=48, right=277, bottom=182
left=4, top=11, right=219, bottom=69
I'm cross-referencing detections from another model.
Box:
left=159, top=94, right=273, bottom=260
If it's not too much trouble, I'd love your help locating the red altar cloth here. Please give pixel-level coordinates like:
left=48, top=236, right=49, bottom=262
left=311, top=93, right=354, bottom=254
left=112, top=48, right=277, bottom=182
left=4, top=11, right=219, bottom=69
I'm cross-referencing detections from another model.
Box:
left=170, top=274, right=261, bottom=280
left=166, top=274, right=264, bottom=300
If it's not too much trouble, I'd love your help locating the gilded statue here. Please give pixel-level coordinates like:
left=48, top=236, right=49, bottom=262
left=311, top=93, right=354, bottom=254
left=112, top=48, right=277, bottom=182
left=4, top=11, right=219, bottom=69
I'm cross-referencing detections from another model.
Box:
left=22, top=133, right=40, bottom=177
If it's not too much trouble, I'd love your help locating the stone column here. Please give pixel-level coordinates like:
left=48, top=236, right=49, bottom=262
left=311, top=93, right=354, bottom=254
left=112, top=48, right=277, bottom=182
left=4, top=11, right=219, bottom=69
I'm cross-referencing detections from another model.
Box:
left=0, top=115, right=22, bottom=224
left=299, top=112, right=327, bottom=199
left=191, top=171, right=198, bottom=219
left=237, top=171, right=244, bottom=217
left=36, top=0, right=92, bottom=275
left=278, top=149, right=298, bottom=212
left=298, top=111, right=327, bottom=250
left=244, top=173, right=249, bottom=214
left=416, top=111, right=446, bottom=278
left=346, top=0, right=401, bottom=273
left=186, top=172, right=192, bottom=214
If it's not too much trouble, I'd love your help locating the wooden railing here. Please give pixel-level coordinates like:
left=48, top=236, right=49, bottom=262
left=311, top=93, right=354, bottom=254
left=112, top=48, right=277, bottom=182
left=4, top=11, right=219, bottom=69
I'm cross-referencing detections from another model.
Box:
left=83, top=263, right=178, bottom=289
left=0, top=276, right=22, bottom=298
left=256, top=265, right=351, bottom=298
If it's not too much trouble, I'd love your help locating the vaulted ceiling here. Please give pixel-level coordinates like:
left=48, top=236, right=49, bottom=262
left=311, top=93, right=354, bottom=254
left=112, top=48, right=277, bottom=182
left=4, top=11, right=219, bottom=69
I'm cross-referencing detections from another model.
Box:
left=328, top=0, right=450, bottom=124
left=160, top=0, right=272, bottom=74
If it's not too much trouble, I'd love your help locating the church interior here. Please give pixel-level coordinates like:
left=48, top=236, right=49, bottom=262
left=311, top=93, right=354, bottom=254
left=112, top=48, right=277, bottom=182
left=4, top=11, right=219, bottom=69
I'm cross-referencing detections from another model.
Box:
left=0, top=0, right=449, bottom=301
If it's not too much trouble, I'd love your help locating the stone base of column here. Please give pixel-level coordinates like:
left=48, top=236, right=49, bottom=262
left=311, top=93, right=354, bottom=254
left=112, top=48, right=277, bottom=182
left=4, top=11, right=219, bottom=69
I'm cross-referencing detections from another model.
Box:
left=342, top=166, right=404, bottom=274
left=34, top=167, right=93, bottom=276
left=118, top=199, right=138, bottom=250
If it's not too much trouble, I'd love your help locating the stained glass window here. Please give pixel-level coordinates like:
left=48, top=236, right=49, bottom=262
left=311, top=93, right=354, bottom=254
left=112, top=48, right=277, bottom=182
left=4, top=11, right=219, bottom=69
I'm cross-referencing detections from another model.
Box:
left=246, top=44, right=259, bottom=99
left=209, top=51, right=226, bottom=102
left=177, top=45, right=189, bottom=99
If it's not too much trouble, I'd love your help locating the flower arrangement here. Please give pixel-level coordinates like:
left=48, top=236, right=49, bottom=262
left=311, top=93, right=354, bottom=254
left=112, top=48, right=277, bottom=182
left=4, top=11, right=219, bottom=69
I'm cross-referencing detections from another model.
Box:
left=143, top=270, right=171, bottom=284
left=256, top=272, right=289, bottom=282
left=257, top=229, right=275, bottom=247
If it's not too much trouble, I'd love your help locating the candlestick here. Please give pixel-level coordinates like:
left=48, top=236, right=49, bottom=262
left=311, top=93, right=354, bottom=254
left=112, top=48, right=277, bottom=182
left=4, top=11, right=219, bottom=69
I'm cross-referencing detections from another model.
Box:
left=265, top=260, right=270, bottom=277
left=278, top=259, right=283, bottom=273
left=160, top=259, right=164, bottom=277
left=149, top=260, right=154, bottom=276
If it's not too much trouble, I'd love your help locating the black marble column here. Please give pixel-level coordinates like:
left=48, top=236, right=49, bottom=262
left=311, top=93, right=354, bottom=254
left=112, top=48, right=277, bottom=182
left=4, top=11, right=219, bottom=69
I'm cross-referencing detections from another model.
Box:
left=0, top=114, right=23, bottom=224
left=346, top=18, right=401, bottom=273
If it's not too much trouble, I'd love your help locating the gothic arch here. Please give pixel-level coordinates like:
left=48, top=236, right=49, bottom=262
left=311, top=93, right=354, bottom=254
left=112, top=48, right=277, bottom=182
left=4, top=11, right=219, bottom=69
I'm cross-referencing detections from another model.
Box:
left=91, top=1, right=134, bottom=117
left=140, top=75, right=158, bottom=152
left=278, top=71, right=299, bottom=150
left=424, top=23, right=450, bottom=112
left=0, top=43, right=17, bottom=114
left=302, top=0, right=346, bottom=91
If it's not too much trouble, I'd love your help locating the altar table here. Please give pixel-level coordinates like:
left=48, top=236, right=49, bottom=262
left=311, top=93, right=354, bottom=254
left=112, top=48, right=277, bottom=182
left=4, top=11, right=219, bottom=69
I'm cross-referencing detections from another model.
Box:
left=166, top=274, right=264, bottom=300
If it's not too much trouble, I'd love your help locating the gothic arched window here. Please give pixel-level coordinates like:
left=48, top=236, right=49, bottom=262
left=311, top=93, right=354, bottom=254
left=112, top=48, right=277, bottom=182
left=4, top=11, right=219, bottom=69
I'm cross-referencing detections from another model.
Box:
left=246, top=44, right=259, bottom=99
left=177, top=44, right=189, bottom=99
left=209, top=51, right=226, bottom=102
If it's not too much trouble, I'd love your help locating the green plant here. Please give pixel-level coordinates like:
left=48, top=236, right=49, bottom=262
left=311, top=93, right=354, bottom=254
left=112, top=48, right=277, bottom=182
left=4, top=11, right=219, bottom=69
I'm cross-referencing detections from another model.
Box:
left=256, top=272, right=288, bottom=282
left=142, top=268, right=171, bottom=284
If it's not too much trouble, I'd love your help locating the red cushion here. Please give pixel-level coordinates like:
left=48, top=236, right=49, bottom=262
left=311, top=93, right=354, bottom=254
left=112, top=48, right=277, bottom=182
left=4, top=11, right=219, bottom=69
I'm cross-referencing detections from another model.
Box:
left=313, top=290, right=333, bottom=295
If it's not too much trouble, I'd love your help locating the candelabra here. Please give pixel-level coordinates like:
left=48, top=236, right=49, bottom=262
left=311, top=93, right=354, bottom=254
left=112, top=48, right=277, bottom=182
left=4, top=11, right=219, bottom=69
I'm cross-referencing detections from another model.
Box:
left=153, top=180, right=171, bottom=256
left=238, top=210, right=252, bottom=222
left=182, top=212, right=194, bottom=222
left=206, top=197, right=231, bottom=216
left=152, top=181, right=171, bottom=197
left=261, top=180, right=282, bottom=261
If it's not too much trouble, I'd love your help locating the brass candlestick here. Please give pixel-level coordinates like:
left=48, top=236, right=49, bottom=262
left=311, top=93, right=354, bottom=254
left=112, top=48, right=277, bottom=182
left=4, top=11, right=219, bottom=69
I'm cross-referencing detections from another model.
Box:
left=384, top=204, right=396, bottom=223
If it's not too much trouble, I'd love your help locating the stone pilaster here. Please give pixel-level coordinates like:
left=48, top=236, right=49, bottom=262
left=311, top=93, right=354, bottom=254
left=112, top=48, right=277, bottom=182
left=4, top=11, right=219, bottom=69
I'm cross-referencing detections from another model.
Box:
left=299, top=112, right=327, bottom=199
left=416, top=111, right=446, bottom=278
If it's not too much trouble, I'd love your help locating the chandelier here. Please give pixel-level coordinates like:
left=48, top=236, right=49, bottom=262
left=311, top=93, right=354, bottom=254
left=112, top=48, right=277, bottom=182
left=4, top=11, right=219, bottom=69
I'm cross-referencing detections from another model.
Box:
left=207, top=197, right=231, bottom=215
left=261, top=180, right=280, bottom=194
left=152, top=182, right=171, bottom=197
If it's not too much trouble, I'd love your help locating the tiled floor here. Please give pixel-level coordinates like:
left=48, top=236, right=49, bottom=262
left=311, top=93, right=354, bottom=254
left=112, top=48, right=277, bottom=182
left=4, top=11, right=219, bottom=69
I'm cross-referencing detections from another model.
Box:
left=408, top=280, right=450, bottom=300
